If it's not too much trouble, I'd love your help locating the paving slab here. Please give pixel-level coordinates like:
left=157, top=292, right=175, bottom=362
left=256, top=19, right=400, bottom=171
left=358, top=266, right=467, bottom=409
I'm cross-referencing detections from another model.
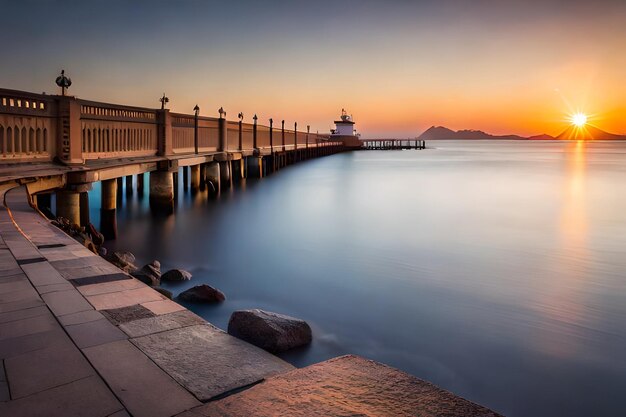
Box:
left=76, top=277, right=143, bottom=296
left=35, top=281, right=75, bottom=294
left=0, top=299, right=45, bottom=313
left=83, top=340, right=201, bottom=417
left=42, top=289, right=94, bottom=317
left=196, top=355, right=504, bottom=417
left=0, top=327, right=69, bottom=360
left=0, top=312, right=58, bottom=342
left=87, top=287, right=164, bottom=310
left=141, top=299, right=186, bottom=315
left=0, top=374, right=123, bottom=417
left=0, top=286, right=41, bottom=305
left=0, top=277, right=31, bottom=294
left=0, top=305, right=49, bottom=324
left=119, top=310, right=206, bottom=338
left=131, top=324, right=294, bottom=401
left=5, top=339, right=95, bottom=399
left=57, top=263, right=124, bottom=280
left=101, top=304, right=156, bottom=325
left=58, top=309, right=105, bottom=326
left=65, top=318, right=127, bottom=348
left=20, top=261, right=68, bottom=287
left=4, top=238, right=42, bottom=261
left=0, top=297, right=44, bottom=314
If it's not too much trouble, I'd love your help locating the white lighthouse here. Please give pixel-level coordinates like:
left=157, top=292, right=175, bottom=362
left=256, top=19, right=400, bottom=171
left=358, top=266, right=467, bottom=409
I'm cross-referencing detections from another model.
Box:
left=330, top=109, right=362, bottom=147
left=331, top=109, right=357, bottom=136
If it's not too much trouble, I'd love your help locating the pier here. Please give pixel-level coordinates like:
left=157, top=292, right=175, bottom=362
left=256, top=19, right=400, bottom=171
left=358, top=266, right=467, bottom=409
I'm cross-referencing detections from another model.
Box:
left=0, top=88, right=348, bottom=238
left=362, top=138, right=426, bottom=150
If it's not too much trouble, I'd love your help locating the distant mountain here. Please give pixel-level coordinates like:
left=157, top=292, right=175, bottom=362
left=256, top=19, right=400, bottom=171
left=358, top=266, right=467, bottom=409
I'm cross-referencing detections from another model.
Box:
left=555, top=125, right=626, bottom=140
left=418, top=126, right=526, bottom=140
left=527, top=133, right=555, bottom=140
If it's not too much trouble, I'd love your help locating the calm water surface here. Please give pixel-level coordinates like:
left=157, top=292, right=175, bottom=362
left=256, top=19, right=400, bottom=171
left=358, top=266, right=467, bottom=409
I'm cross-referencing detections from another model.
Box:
left=90, top=141, right=626, bottom=417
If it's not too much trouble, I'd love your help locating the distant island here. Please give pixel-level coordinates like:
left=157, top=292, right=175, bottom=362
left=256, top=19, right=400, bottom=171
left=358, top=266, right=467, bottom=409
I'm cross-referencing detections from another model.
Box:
left=417, top=125, right=626, bottom=140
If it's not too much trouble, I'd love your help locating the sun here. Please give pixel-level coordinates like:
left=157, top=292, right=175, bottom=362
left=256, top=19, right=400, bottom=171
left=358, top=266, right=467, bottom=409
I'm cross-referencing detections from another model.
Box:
left=570, top=113, right=587, bottom=127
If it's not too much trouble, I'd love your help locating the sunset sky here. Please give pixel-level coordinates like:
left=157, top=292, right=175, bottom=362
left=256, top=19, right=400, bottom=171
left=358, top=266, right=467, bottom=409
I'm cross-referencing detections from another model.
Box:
left=3, top=0, right=626, bottom=138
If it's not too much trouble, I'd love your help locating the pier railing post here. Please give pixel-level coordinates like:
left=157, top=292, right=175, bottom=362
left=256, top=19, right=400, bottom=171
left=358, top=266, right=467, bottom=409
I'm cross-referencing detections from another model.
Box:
left=157, top=109, right=173, bottom=156
left=281, top=120, right=285, bottom=152
left=253, top=114, right=258, bottom=150
left=218, top=109, right=227, bottom=152
left=56, top=96, right=83, bottom=164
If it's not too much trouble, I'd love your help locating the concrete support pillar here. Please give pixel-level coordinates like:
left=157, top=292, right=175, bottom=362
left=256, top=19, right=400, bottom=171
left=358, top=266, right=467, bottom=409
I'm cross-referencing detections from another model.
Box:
left=125, top=175, right=133, bottom=196
left=247, top=157, right=263, bottom=178
left=56, top=190, right=80, bottom=225
left=79, top=192, right=90, bottom=227
left=206, top=161, right=221, bottom=195
left=100, top=179, right=117, bottom=240
left=182, top=166, right=189, bottom=190
left=137, top=173, right=145, bottom=197
left=173, top=172, right=178, bottom=194
left=149, top=171, right=174, bottom=212
left=116, top=177, right=123, bottom=201
left=200, top=164, right=207, bottom=191
left=219, top=160, right=231, bottom=188
left=190, top=164, right=201, bottom=192
left=240, top=158, right=247, bottom=179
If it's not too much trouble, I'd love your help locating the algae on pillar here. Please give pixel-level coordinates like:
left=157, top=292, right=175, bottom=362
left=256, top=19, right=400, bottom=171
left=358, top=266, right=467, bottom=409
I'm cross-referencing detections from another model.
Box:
left=101, top=179, right=117, bottom=239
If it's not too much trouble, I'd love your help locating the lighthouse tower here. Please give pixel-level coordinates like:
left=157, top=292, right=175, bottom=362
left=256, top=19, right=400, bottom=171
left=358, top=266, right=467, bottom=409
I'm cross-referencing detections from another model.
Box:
left=330, top=109, right=362, bottom=148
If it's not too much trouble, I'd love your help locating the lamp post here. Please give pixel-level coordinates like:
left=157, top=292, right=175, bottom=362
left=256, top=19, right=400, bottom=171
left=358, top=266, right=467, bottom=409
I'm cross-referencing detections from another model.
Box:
left=218, top=107, right=226, bottom=151
left=269, top=118, right=274, bottom=155
left=294, top=122, right=297, bottom=152
left=306, top=125, right=310, bottom=149
left=281, top=120, right=285, bottom=151
left=253, top=114, right=258, bottom=149
left=55, top=70, right=72, bottom=96
left=159, top=93, right=169, bottom=110
left=193, top=105, right=200, bottom=154
left=238, top=112, right=244, bottom=150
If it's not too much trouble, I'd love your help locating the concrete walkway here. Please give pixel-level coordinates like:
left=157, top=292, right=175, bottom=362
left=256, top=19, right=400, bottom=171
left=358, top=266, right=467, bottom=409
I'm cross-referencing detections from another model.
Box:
left=0, top=186, right=292, bottom=417
left=0, top=185, right=504, bottom=417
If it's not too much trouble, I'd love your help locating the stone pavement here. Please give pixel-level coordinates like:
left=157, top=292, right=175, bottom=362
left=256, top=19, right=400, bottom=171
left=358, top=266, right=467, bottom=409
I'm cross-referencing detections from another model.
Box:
left=0, top=186, right=292, bottom=417
left=0, top=184, right=504, bottom=417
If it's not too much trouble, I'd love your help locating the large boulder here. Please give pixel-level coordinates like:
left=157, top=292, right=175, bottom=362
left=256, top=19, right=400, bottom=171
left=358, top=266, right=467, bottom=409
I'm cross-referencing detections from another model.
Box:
left=227, top=309, right=312, bottom=353
left=162, top=269, right=192, bottom=282
left=178, top=284, right=225, bottom=303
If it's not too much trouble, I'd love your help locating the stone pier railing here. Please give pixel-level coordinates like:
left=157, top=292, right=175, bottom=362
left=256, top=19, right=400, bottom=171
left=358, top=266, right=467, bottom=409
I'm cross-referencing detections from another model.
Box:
left=0, top=88, right=332, bottom=165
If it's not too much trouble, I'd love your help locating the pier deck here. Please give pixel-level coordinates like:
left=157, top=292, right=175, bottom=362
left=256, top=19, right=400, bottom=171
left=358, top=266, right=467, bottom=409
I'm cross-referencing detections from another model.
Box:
left=0, top=185, right=503, bottom=417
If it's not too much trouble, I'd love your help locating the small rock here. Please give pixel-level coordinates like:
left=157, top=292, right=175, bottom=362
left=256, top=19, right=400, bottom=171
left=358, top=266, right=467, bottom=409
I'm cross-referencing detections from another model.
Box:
left=131, top=271, right=157, bottom=286
left=106, top=251, right=137, bottom=272
left=153, top=287, right=173, bottom=299
left=143, top=260, right=161, bottom=278
left=98, top=247, right=108, bottom=257
left=161, top=269, right=192, bottom=282
left=228, top=309, right=312, bottom=353
left=178, top=284, right=225, bottom=303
